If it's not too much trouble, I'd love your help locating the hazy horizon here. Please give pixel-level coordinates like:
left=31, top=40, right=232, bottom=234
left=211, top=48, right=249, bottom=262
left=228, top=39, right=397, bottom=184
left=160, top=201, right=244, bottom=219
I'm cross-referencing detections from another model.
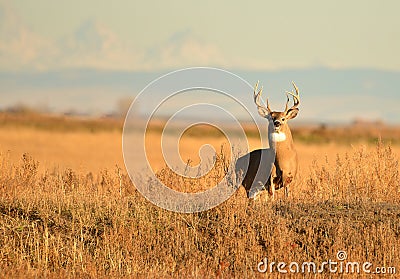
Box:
left=1, top=1, right=400, bottom=124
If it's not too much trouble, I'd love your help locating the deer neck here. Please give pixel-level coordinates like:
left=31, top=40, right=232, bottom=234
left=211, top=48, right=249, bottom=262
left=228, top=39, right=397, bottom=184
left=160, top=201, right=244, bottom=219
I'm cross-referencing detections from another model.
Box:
left=271, top=124, right=294, bottom=148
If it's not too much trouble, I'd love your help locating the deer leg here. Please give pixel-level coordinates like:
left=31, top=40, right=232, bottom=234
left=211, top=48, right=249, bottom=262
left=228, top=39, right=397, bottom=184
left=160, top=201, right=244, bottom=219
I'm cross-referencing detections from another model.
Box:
left=284, top=185, right=289, bottom=197
left=268, top=175, right=275, bottom=200
left=267, top=165, right=277, bottom=200
left=272, top=175, right=283, bottom=190
left=283, top=173, right=294, bottom=198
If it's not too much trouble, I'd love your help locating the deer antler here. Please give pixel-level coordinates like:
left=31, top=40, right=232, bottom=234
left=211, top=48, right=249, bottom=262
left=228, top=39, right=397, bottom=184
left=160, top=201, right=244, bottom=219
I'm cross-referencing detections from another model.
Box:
left=284, top=81, right=300, bottom=113
left=254, top=81, right=271, bottom=116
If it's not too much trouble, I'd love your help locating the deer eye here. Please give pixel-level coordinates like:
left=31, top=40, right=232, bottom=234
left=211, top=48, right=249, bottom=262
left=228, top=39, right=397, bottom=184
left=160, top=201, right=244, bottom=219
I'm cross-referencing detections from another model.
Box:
left=281, top=118, right=285, bottom=121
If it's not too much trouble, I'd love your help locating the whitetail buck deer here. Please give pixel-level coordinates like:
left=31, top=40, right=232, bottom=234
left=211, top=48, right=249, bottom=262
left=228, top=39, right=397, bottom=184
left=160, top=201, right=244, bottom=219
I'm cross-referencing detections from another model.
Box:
left=236, top=81, right=300, bottom=199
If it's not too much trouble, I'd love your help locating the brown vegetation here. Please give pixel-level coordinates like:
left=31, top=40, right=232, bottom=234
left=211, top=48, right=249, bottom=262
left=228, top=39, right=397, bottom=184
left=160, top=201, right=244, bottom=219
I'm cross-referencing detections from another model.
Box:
left=0, top=113, right=400, bottom=278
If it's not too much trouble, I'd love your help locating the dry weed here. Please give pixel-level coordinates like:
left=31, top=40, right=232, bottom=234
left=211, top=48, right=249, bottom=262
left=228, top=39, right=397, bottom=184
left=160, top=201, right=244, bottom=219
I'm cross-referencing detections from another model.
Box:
left=0, top=141, right=399, bottom=278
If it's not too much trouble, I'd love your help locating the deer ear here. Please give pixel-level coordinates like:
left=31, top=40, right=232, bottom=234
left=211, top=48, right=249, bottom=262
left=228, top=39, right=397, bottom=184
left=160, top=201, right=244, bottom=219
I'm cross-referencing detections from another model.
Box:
left=286, top=108, right=299, bottom=120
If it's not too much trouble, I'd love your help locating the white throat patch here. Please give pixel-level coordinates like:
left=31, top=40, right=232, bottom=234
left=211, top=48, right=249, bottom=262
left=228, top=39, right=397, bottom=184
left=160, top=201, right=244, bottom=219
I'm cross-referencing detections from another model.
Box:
left=271, top=132, right=287, bottom=142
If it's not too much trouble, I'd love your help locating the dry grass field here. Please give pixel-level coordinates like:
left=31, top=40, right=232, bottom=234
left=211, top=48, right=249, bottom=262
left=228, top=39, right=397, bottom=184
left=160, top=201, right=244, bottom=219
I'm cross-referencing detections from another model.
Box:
left=1, top=112, right=400, bottom=278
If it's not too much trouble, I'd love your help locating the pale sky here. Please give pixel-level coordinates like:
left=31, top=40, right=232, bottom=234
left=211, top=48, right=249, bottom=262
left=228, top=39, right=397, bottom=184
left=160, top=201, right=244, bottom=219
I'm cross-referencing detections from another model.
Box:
left=1, top=0, right=400, bottom=71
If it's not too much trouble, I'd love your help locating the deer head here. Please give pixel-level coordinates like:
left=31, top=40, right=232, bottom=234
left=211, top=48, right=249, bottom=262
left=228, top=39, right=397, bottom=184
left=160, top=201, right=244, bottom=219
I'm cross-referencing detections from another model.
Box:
left=253, top=81, right=300, bottom=134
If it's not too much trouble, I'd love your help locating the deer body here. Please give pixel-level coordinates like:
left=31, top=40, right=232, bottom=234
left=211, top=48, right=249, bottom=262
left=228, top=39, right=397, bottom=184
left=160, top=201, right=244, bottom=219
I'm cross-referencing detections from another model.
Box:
left=239, top=81, right=300, bottom=199
left=270, top=121, right=298, bottom=197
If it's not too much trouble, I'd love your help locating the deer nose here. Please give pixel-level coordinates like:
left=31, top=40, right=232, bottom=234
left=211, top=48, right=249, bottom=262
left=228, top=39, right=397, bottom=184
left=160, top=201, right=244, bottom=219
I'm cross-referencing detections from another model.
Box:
left=274, top=120, right=281, bottom=127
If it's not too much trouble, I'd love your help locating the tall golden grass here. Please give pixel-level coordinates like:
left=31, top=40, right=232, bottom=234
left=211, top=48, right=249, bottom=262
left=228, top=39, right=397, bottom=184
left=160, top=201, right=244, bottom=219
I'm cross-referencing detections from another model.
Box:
left=1, top=138, right=399, bottom=278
